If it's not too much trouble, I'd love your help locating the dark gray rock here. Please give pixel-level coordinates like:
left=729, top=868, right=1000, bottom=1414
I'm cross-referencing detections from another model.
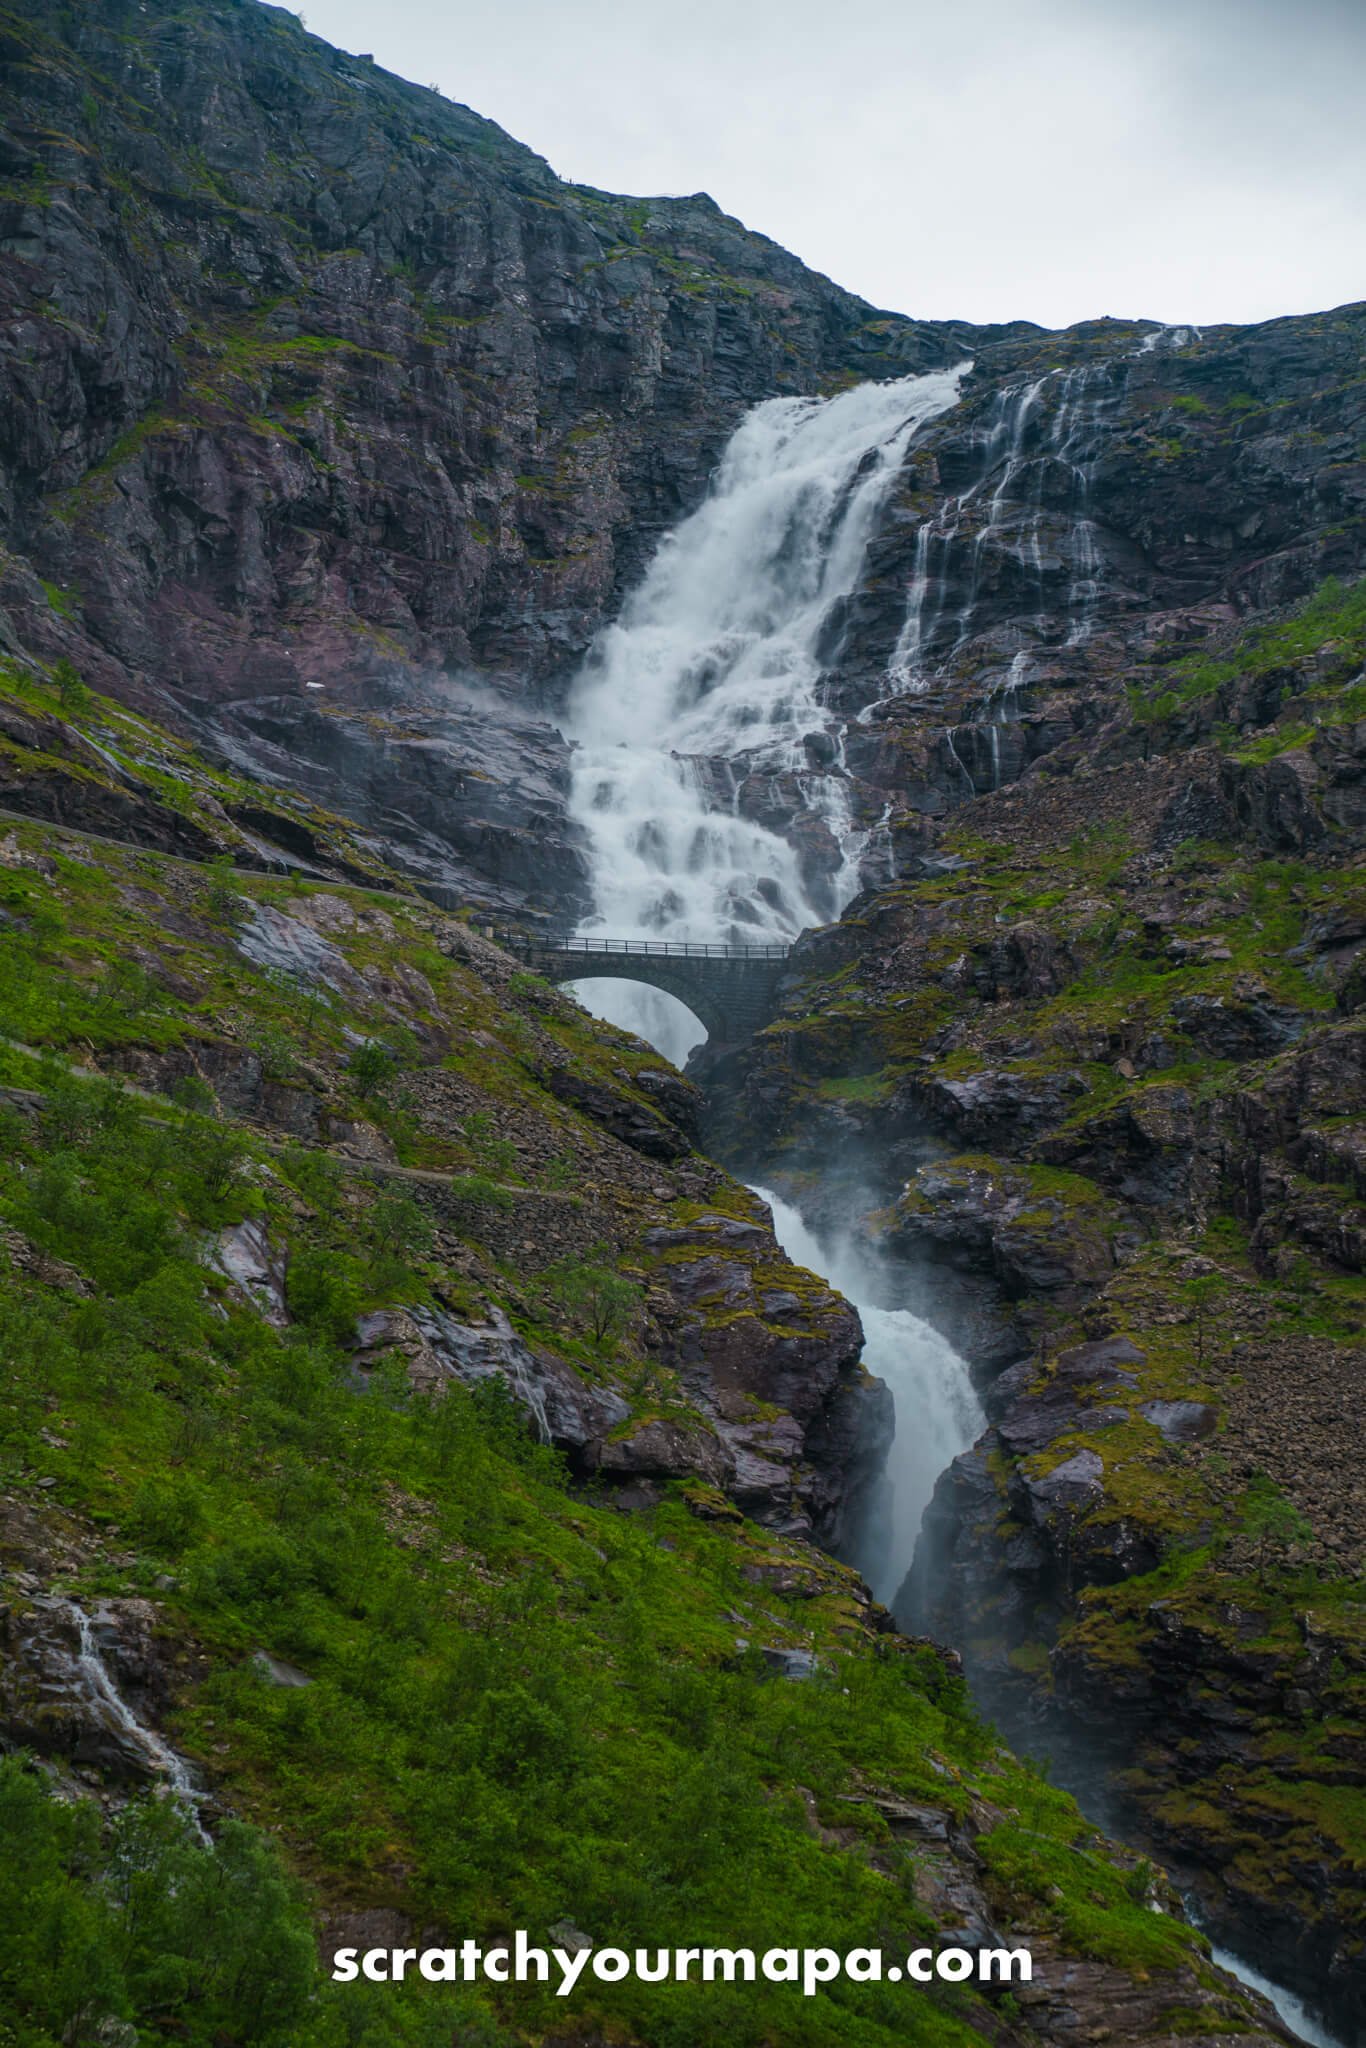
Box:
left=1140, top=1399, right=1218, bottom=1441
left=542, top=1067, right=691, bottom=1161
left=351, top=1304, right=629, bottom=1461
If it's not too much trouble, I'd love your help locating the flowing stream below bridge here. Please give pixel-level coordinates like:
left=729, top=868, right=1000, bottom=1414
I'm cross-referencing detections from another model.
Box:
left=560, top=367, right=1340, bottom=2048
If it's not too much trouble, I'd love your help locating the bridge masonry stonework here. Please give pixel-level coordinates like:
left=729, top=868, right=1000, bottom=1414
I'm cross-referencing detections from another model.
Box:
left=496, top=934, right=792, bottom=1049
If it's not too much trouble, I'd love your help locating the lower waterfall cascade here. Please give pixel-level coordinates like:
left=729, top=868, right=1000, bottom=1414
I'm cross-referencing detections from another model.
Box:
left=562, top=367, right=1349, bottom=2048
left=751, top=1186, right=983, bottom=1606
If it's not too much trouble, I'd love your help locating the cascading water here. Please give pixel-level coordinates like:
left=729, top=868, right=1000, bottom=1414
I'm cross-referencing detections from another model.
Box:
left=886, top=350, right=1133, bottom=790
left=561, top=360, right=1344, bottom=2048
left=61, top=1598, right=209, bottom=1843
left=556, top=350, right=1350, bottom=2048
left=562, top=363, right=982, bottom=1593
left=1204, top=1938, right=1341, bottom=2048
left=565, top=366, right=966, bottom=1063
left=752, top=1187, right=983, bottom=1603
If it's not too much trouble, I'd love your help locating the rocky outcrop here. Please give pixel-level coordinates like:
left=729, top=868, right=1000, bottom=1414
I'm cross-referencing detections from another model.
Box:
left=641, top=1208, right=889, bottom=1541
left=903, top=1308, right=1366, bottom=2045
left=210, top=687, right=594, bottom=918
left=5, top=7, right=1361, bottom=917
left=345, top=1207, right=887, bottom=1542
left=879, top=1161, right=1123, bottom=1370
left=541, top=1064, right=694, bottom=1160
left=352, top=1302, right=632, bottom=1459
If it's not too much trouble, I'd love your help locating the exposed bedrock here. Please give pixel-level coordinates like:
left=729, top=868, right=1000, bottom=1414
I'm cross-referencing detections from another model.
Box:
left=0, top=0, right=979, bottom=906
left=3, top=3, right=1364, bottom=913
left=706, top=706, right=1365, bottom=2040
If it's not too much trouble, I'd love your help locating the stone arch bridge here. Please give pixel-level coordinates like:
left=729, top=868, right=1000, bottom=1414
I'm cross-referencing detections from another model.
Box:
left=497, top=932, right=792, bottom=1047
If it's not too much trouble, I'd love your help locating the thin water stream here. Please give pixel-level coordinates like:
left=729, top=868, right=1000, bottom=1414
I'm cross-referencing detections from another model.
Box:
left=750, top=1185, right=982, bottom=1602
left=58, top=1598, right=209, bottom=1842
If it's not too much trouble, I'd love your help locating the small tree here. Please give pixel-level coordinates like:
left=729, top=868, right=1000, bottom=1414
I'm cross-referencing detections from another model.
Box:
left=464, top=1109, right=519, bottom=1177
left=544, top=1246, right=641, bottom=1349
left=249, top=1019, right=301, bottom=1083
left=365, top=1188, right=433, bottom=1277
left=96, top=957, right=158, bottom=1023
left=1242, top=1475, right=1314, bottom=1568
left=346, top=1040, right=397, bottom=1101
left=52, top=658, right=91, bottom=712
left=1186, top=1273, right=1224, bottom=1367
left=201, top=855, right=245, bottom=927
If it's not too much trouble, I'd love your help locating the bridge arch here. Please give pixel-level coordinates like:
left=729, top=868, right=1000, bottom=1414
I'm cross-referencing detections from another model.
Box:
left=496, top=935, right=791, bottom=1051
left=565, top=974, right=714, bottom=1067
left=563, top=971, right=722, bottom=1048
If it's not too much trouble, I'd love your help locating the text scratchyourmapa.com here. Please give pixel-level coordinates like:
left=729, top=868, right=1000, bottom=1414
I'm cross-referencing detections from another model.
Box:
left=333, top=1937, right=1033, bottom=1998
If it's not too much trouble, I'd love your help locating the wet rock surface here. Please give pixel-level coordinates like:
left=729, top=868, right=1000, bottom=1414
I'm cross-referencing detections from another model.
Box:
left=712, top=664, right=1365, bottom=2037
left=641, top=1210, right=890, bottom=1541
left=352, top=1302, right=632, bottom=1464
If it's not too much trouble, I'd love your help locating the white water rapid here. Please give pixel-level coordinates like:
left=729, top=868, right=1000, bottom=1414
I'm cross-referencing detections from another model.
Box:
left=1205, top=1941, right=1343, bottom=2048
left=560, top=363, right=1347, bottom=2048
left=565, top=366, right=966, bottom=1065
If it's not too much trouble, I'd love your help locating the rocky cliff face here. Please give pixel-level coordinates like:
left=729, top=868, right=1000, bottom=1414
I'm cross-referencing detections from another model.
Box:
left=0, top=0, right=976, bottom=913
left=3, top=3, right=1362, bottom=922
left=707, top=582, right=1366, bottom=2040
left=0, top=701, right=1303, bottom=2048
left=824, top=310, right=1366, bottom=888
left=2, top=4, right=1364, bottom=2041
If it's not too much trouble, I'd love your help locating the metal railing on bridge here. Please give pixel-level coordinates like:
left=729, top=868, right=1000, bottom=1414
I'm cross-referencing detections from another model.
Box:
left=498, top=932, right=791, bottom=963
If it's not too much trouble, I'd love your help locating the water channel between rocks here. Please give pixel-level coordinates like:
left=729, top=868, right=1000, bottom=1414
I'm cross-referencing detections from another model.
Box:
left=557, top=365, right=1347, bottom=2048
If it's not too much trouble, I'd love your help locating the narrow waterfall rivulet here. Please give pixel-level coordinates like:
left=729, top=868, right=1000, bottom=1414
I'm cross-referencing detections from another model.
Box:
left=60, top=1600, right=208, bottom=1842
left=562, top=370, right=1345, bottom=2048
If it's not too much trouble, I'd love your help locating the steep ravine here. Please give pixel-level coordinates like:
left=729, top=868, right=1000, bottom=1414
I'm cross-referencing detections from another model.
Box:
left=557, top=369, right=1361, bottom=2045
left=0, top=748, right=1302, bottom=2048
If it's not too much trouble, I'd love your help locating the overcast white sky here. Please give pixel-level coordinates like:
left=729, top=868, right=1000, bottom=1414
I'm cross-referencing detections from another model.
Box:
left=292, top=0, right=1365, bottom=330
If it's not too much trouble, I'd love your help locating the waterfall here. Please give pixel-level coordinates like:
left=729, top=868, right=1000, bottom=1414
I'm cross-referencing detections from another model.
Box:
left=565, top=366, right=966, bottom=1063
left=753, top=1187, right=984, bottom=1604
left=561, top=366, right=982, bottom=1590
left=556, top=348, right=1343, bottom=2048
left=887, top=376, right=1046, bottom=690
left=61, top=1599, right=209, bottom=1843
left=1201, top=1938, right=1341, bottom=2048
left=887, top=353, right=1132, bottom=700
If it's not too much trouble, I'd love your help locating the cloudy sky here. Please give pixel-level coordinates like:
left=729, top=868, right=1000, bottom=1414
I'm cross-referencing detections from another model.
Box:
left=295, top=0, right=1364, bottom=330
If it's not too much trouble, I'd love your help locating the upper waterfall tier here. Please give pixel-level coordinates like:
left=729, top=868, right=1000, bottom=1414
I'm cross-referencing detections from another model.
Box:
left=565, top=367, right=967, bottom=976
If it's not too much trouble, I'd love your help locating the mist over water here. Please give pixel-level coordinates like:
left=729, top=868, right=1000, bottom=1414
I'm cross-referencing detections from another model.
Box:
left=561, top=366, right=982, bottom=1588
left=1205, top=1943, right=1343, bottom=2048
left=560, top=368, right=1350, bottom=2048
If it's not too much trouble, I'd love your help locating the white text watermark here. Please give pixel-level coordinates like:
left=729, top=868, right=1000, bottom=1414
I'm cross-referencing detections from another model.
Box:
left=332, top=1936, right=1032, bottom=1999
